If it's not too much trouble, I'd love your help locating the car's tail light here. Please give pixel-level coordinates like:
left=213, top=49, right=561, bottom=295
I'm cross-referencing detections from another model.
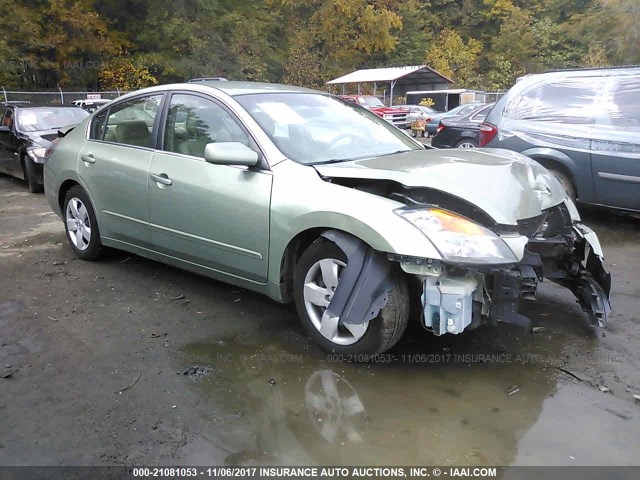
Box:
left=478, top=122, right=498, bottom=146
left=436, top=123, right=445, bottom=135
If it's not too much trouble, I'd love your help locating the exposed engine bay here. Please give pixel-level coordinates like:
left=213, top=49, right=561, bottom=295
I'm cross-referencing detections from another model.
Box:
left=321, top=176, right=612, bottom=335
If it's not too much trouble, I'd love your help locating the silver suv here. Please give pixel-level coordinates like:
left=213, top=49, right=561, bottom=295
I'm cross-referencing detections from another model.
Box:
left=480, top=67, right=640, bottom=212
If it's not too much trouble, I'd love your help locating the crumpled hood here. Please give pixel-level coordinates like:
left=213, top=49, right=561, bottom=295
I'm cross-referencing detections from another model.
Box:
left=314, top=148, right=567, bottom=225
left=25, top=129, right=58, bottom=146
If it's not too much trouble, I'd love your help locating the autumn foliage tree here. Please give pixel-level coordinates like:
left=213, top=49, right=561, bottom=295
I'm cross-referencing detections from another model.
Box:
left=425, top=29, right=482, bottom=88
left=0, top=0, right=123, bottom=89
left=0, top=0, right=634, bottom=92
left=98, top=56, right=158, bottom=91
left=274, top=0, right=402, bottom=81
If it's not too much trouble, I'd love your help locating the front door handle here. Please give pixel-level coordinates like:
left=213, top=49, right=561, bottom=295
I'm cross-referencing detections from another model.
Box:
left=81, top=154, right=95, bottom=164
left=150, top=173, right=172, bottom=186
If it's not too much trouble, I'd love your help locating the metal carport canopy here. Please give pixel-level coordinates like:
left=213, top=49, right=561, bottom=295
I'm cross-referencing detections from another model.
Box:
left=327, top=65, right=454, bottom=105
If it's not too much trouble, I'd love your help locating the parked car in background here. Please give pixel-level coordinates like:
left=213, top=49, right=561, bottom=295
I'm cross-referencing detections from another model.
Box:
left=431, top=103, right=494, bottom=149
left=480, top=66, right=640, bottom=211
left=426, top=102, right=486, bottom=136
left=43, top=81, right=610, bottom=356
left=73, top=99, right=112, bottom=113
left=395, top=105, right=439, bottom=137
left=339, top=95, right=409, bottom=128
left=395, top=105, right=438, bottom=125
left=0, top=104, right=88, bottom=192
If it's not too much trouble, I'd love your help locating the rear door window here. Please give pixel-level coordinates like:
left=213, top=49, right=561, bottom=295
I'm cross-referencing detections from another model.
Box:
left=99, top=94, right=162, bottom=147
left=596, top=75, right=640, bottom=133
left=505, top=78, right=604, bottom=124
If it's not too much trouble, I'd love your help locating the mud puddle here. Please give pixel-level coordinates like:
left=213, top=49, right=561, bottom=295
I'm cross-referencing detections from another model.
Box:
left=177, top=314, right=639, bottom=466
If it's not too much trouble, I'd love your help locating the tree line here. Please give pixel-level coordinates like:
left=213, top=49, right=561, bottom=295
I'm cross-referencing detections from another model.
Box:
left=0, top=0, right=637, bottom=92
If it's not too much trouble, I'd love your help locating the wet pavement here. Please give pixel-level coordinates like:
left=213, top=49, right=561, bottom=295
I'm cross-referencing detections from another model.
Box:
left=176, top=317, right=639, bottom=466
left=173, top=210, right=640, bottom=466
left=1, top=175, right=639, bottom=466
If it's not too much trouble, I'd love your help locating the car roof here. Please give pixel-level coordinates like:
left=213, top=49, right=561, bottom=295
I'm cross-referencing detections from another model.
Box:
left=15, top=105, right=86, bottom=109
left=107, top=81, right=331, bottom=106
left=3, top=104, right=85, bottom=110
left=522, top=66, right=640, bottom=82
left=191, top=81, right=321, bottom=96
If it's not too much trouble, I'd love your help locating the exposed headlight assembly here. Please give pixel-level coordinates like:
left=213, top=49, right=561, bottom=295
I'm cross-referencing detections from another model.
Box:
left=395, top=207, right=517, bottom=264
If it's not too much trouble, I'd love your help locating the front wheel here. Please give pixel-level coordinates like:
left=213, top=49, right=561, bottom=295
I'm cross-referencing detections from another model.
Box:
left=23, top=157, right=43, bottom=193
left=63, top=186, right=103, bottom=260
left=293, top=239, right=409, bottom=356
left=548, top=169, right=577, bottom=202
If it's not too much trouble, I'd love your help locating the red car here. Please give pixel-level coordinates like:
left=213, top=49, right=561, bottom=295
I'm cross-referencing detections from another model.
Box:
left=339, top=95, right=409, bottom=128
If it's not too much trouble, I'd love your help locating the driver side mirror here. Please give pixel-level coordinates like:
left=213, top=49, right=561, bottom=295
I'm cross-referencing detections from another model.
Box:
left=204, top=142, right=260, bottom=167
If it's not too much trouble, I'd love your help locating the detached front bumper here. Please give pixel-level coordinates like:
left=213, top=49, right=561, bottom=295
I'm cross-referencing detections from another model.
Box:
left=409, top=222, right=611, bottom=335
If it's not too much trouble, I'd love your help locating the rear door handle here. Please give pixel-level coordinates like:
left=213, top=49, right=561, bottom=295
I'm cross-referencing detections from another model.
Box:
left=150, top=173, right=172, bottom=186
left=81, top=154, right=95, bottom=164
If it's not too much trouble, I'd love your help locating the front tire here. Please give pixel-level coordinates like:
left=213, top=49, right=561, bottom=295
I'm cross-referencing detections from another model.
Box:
left=63, top=186, right=103, bottom=260
left=23, top=157, right=43, bottom=193
left=549, top=169, right=577, bottom=202
left=293, top=239, right=409, bottom=356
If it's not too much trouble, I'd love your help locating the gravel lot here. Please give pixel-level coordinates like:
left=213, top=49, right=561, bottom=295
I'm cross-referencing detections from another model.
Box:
left=1, top=174, right=639, bottom=466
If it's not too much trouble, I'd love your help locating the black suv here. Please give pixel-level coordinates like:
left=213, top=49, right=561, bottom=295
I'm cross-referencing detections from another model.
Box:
left=480, top=67, right=640, bottom=212
left=0, top=104, right=88, bottom=192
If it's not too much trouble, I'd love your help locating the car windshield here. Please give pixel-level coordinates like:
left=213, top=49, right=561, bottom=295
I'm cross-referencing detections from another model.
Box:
left=444, top=103, right=484, bottom=118
left=17, top=107, right=89, bottom=132
left=235, top=93, right=420, bottom=165
left=360, top=96, right=385, bottom=108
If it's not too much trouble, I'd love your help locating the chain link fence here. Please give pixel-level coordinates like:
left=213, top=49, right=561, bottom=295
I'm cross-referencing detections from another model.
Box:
left=1, top=89, right=129, bottom=105
left=2, top=88, right=506, bottom=106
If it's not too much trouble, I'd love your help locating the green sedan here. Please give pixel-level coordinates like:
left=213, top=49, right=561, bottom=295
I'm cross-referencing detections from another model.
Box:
left=44, top=81, right=612, bottom=356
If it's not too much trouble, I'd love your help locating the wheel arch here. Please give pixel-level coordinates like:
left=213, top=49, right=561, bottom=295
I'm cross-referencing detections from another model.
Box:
left=278, top=227, right=370, bottom=303
left=521, top=148, right=579, bottom=196
left=58, top=179, right=82, bottom=212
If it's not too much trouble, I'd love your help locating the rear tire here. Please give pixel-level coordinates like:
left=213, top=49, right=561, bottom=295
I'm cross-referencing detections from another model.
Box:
left=456, top=139, right=478, bottom=149
left=293, top=239, right=409, bottom=357
left=63, top=186, right=103, bottom=261
left=549, top=169, right=576, bottom=202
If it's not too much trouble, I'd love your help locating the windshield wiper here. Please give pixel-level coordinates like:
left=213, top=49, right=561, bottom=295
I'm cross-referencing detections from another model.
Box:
left=376, top=149, right=413, bottom=157
left=309, top=158, right=348, bottom=165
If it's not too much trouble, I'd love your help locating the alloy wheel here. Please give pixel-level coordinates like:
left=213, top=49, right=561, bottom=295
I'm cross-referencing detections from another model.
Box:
left=65, top=197, right=92, bottom=251
left=302, top=257, right=368, bottom=345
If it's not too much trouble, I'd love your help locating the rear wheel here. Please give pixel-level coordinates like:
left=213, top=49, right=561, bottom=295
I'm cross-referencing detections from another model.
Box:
left=63, top=186, right=103, bottom=260
left=456, top=139, right=478, bottom=149
left=549, top=169, right=576, bottom=202
left=293, top=239, right=409, bottom=356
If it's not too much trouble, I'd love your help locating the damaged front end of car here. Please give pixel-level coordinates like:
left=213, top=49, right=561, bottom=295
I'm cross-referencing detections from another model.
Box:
left=388, top=199, right=611, bottom=335
left=314, top=149, right=611, bottom=338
